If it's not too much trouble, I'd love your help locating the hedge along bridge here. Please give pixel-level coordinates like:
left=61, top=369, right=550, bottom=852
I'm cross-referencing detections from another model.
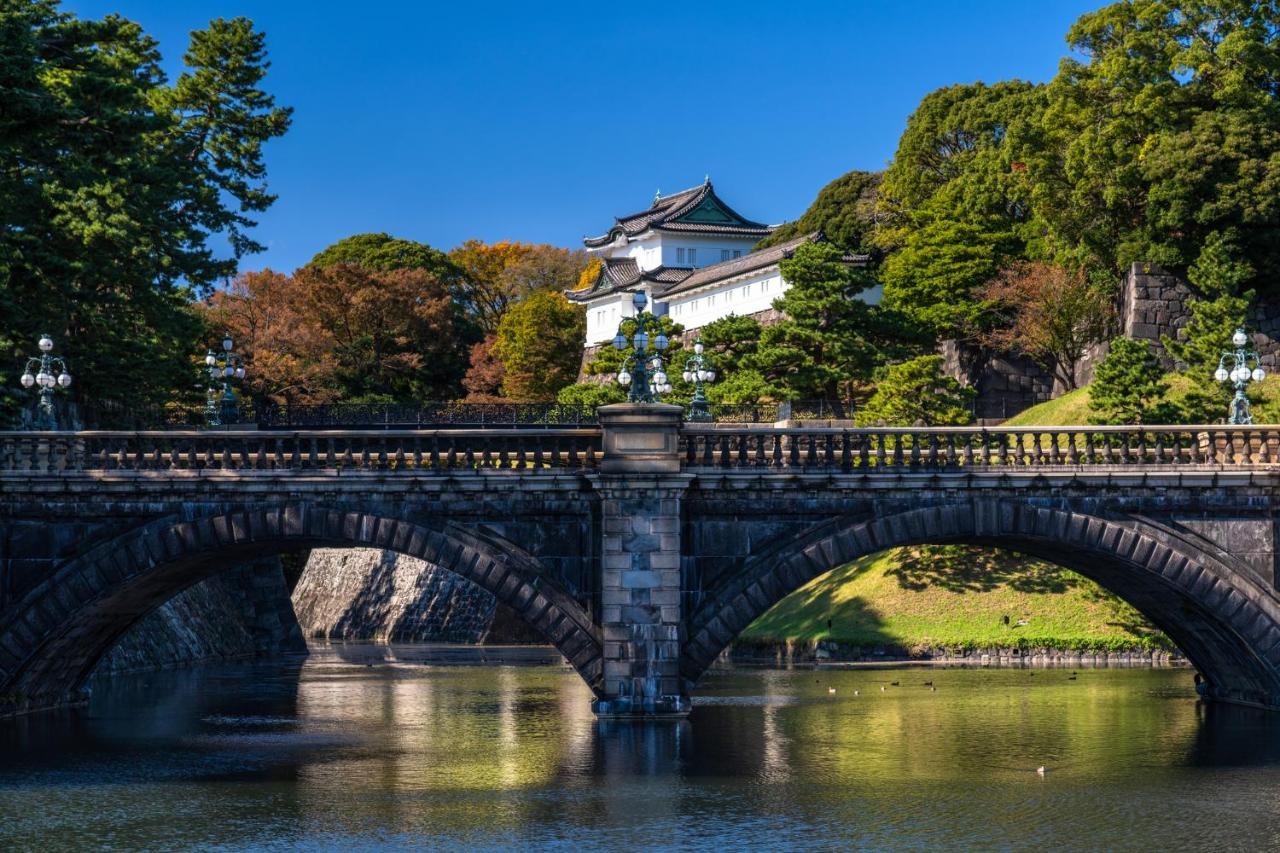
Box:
left=6, top=406, right=1280, bottom=717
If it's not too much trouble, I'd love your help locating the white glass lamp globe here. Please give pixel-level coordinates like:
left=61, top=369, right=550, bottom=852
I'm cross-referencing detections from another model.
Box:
left=1230, top=367, right=1243, bottom=383
left=618, top=371, right=631, bottom=386
left=235, top=366, right=246, bottom=379
left=1215, top=367, right=1230, bottom=382
left=222, top=335, right=234, bottom=352
left=706, top=370, right=716, bottom=382
left=20, top=372, right=34, bottom=388
left=632, top=292, right=647, bottom=312
left=655, top=333, right=669, bottom=351
left=612, top=334, right=626, bottom=351
left=1254, top=367, right=1267, bottom=382
left=1233, top=330, right=1249, bottom=348
left=653, top=371, right=668, bottom=386
left=682, top=371, right=693, bottom=383
left=57, top=372, right=70, bottom=387
left=694, top=342, right=704, bottom=355
left=634, top=331, right=648, bottom=351
left=205, top=351, right=217, bottom=366
left=36, top=371, right=51, bottom=387
left=38, top=335, right=53, bottom=352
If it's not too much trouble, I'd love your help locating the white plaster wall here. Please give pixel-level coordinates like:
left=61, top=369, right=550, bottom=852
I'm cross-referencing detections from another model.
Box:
left=585, top=292, right=640, bottom=344
left=668, top=270, right=785, bottom=330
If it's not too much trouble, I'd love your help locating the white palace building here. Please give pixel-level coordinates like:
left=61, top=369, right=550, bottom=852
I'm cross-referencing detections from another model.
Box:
left=567, top=179, right=870, bottom=347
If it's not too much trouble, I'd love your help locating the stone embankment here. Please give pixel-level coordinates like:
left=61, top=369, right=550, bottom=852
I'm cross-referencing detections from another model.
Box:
left=292, top=548, right=540, bottom=644
left=726, top=639, right=1180, bottom=667
left=94, top=558, right=305, bottom=677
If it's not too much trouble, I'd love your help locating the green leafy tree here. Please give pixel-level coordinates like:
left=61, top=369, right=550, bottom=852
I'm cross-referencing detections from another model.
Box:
left=756, top=171, right=882, bottom=253
left=874, top=81, right=1045, bottom=338
left=310, top=233, right=461, bottom=279
left=492, top=291, right=585, bottom=401
left=1089, top=338, right=1171, bottom=424
left=556, top=381, right=625, bottom=409
left=1030, top=1, right=1280, bottom=281
left=854, top=356, right=975, bottom=426
left=756, top=242, right=915, bottom=403
left=0, top=5, right=290, bottom=421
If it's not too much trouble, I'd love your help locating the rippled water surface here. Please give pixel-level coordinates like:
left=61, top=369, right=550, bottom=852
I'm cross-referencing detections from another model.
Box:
left=4, top=645, right=1280, bottom=850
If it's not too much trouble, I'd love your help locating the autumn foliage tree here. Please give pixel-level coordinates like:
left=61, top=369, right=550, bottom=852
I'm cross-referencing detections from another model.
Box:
left=978, top=263, right=1113, bottom=390
left=448, top=240, right=589, bottom=333
left=203, top=270, right=338, bottom=402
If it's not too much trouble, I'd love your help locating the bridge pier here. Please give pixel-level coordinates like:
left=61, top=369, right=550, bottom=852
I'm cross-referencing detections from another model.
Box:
left=591, top=404, right=692, bottom=717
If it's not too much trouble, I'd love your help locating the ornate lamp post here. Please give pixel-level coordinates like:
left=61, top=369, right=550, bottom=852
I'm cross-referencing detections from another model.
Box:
left=611, top=292, right=672, bottom=402
left=18, top=334, right=72, bottom=430
left=681, top=339, right=716, bottom=422
left=205, top=333, right=247, bottom=426
left=1214, top=328, right=1266, bottom=424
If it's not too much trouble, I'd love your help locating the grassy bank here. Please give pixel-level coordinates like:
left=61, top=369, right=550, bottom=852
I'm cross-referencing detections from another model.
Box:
left=740, top=546, right=1172, bottom=653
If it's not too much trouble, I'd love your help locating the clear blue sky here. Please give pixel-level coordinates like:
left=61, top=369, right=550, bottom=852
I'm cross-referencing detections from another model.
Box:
left=67, top=0, right=1099, bottom=275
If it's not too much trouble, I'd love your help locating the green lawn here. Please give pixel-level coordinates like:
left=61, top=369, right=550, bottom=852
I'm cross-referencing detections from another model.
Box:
left=740, top=547, right=1171, bottom=652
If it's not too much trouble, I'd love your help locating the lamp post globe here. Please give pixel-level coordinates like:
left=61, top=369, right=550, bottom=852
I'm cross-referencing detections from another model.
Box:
left=1217, top=327, right=1264, bottom=424
left=609, top=292, right=674, bottom=403
left=683, top=338, right=717, bottom=422
left=16, top=334, right=72, bottom=429
left=204, top=333, right=247, bottom=427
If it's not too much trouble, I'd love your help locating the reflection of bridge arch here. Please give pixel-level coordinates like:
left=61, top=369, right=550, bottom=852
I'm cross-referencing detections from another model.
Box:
left=680, top=500, right=1280, bottom=709
left=0, top=505, right=602, bottom=714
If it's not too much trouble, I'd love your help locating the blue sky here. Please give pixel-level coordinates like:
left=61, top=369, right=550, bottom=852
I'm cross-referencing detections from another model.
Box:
left=66, top=0, right=1099, bottom=274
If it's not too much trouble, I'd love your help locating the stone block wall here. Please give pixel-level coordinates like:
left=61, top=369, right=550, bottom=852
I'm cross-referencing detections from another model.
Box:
left=94, top=557, right=304, bottom=677
left=292, top=548, right=500, bottom=643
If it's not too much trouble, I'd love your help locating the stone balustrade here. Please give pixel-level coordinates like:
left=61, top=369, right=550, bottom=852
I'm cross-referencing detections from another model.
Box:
left=0, top=429, right=603, bottom=473
left=681, top=425, right=1280, bottom=470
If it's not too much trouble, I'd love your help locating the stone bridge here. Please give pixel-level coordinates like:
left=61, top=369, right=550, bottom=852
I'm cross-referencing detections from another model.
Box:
left=5, top=405, right=1280, bottom=717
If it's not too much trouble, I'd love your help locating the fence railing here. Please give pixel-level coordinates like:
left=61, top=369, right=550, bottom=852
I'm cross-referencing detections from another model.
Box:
left=680, top=425, right=1280, bottom=470
left=0, top=429, right=603, bottom=473
left=255, top=402, right=601, bottom=430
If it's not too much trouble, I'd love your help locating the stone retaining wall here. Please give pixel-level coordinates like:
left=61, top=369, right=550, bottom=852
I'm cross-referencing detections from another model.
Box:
left=94, top=557, right=305, bottom=677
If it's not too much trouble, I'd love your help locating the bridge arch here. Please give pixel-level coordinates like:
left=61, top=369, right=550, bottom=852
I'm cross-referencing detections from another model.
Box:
left=0, top=504, right=603, bottom=714
left=681, top=499, right=1280, bottom=709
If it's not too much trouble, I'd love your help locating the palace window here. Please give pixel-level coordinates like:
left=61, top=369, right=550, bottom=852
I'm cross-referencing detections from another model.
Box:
left=733, top=250, right=742, bottom=259
left=688, top=248, right=697, bottom=266
left=676, top=247, right=685, bottom=264
left=721, top=249, right=730, bottom=262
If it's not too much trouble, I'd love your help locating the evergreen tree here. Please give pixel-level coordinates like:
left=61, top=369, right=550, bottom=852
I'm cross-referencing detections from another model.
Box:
left=854, top=356, right=975, bottom=426
left=756, top=170, right=881, bottom=253
left=0, top=6, right=290, bottom=421
left=756, top=242, right=916, bottom=403
left=1089, top=338, right=1171, bottom=425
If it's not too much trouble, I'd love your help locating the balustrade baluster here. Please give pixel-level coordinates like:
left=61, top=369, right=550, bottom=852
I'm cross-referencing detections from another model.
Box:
left=532, top=439, right=544, bottom=470
left=874, top=433, right=886, bottom=467
left=858, top=433, right=870, bottom=469
left=909, top=433, right=921, bottom=468
left=891, top=434, right=903, bottom=467
left=805, top=434, right=817, bottom=467
left=771, top=434, right=783, bottom=468
left=567, top=438, right=580, bottom=469
left=963, top=432, right=975, bottom=467
left=841, top=432, right=852, bottom=472
left=738, top=433, right=749, bottom=467
left=927, top=433, right=938, bottom=467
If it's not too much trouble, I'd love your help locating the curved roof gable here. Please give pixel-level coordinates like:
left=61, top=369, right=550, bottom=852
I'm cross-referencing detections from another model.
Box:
left=583, top=181, right=775, bottom=248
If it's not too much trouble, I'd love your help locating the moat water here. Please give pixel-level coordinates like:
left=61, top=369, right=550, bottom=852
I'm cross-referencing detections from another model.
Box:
left=3, top=645, right=1280, bottom=850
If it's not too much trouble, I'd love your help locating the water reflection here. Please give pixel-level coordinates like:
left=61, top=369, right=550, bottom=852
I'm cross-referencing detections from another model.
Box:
left=3, top=648, right=1280, bottom=849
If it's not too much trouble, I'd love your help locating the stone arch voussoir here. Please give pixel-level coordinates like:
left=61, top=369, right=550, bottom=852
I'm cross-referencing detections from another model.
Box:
left=0, top=504, right=602, bottom=715
left=680, top=499, right=1280, bottom=709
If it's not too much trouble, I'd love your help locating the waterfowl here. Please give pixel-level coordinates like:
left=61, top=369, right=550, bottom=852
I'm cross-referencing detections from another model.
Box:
left=828, top=687, right=836, bottom=694
left=890, top=680, right=900, bottom=686
left=1036, top=766, right=1047, bottom=775
left=923, top=680, right=933, bottom=687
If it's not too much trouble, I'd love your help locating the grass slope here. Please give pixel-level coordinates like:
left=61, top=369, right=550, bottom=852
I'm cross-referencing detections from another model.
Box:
left=740, top=547, right=1171, bottom=652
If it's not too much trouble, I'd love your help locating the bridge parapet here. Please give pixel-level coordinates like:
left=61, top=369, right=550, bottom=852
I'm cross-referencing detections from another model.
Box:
left=0, top=429, right=603, bottom=473
left=681, top=424, right=1280, bottom=470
